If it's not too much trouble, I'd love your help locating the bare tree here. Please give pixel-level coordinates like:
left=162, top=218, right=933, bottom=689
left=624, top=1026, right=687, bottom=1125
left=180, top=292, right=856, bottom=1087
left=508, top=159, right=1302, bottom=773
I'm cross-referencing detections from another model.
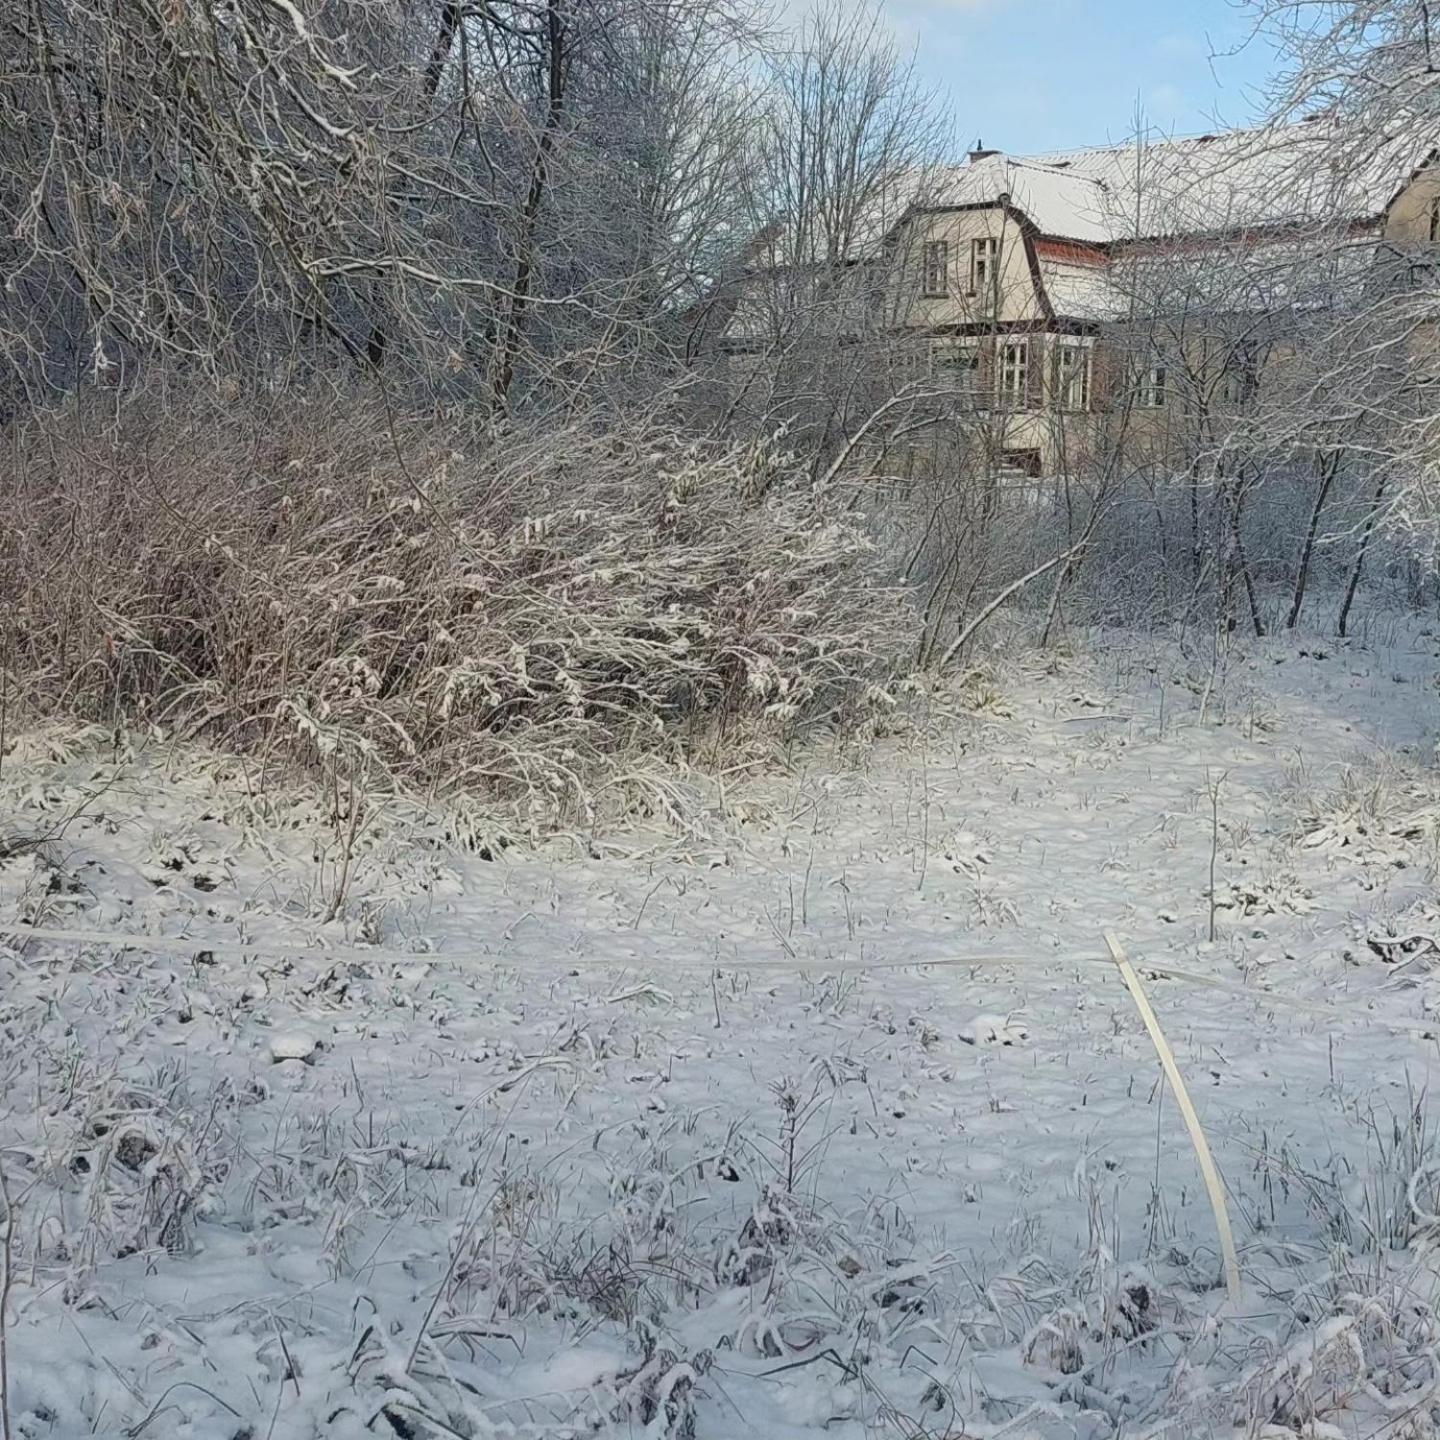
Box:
left=1024, top=112, right=1437, bottom=640
left=713, top=1, right=951, bottom=465
left=1231, top=0, right=1440, bottom=607
left=0, top=0, right=761, bottom=412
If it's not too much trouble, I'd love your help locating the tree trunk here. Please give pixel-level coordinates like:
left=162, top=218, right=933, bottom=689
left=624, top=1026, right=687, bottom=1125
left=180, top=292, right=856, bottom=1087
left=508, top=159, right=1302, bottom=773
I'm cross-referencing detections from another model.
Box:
left=1226, top=474, right=1265, bottom=638
left=1338, top=473, right=1388, bottom=638
left=1286, top=450, right=1341, bottom=629
left=365, top=2, right=461, bottom=371
left=1040, top=551, right=1081, bottom=648
left=1190, top=468, right=1202, bottom=589
left=492, top=0, right=566, bottom=411
left=424, top=2, right=461, bottom=99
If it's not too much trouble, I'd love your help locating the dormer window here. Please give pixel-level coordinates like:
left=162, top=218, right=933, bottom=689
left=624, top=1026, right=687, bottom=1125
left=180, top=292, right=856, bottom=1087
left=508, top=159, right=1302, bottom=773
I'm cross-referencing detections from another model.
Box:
left=970, top=237, right=1000, bottom=294
left=922, top=240, right=949, bottom=297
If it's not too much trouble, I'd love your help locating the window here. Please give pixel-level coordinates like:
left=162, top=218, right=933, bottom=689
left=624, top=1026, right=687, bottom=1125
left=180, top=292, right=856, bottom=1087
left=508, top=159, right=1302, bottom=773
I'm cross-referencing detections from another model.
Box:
left=999, top=340, right=1029, bottom=407
left=970, top=237, right=999, bottom=294
left=922, top=240, right=949, bottom=297
left=1219, top=342, right=1258, bottom=405
left=1055, top=340, right=1092, bottom=411
left=999, top=449, right=1043, bottom=480
left=932, top=341, right=982, bottom=394
left=1220, top=369, right=1246, bottom=404
left=1136, top=362, right=1167, bottom=409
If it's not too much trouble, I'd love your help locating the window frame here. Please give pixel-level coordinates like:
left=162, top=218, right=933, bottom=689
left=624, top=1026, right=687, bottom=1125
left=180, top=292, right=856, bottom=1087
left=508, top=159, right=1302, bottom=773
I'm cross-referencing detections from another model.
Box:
left=999, top=338, right=1029, bottom=408
left=1136, top=361, right=1168, bottom=410
left=931, top=339, right=982, bottom=387
left=1055, top=338, right=1093, bottom=412
left=1219, top=339, right=1259, bottom=406
left=970, top=236, right=1000, bottom=295
left=921, top=239, right=950, bottom=298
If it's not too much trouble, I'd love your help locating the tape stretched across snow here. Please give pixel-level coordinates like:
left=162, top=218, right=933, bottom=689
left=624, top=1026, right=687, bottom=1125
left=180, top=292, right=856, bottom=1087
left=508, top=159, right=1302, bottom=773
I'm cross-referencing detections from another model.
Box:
left=0, top=921, right=1426, bottom=1034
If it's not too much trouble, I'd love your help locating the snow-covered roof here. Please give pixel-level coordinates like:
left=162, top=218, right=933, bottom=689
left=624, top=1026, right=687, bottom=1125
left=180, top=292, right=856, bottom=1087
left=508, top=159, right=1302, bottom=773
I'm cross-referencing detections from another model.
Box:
left=939, top=155, right=1117, bottom=243
left=936, top=123, right=1429, bottom=244
left=1040, top=224, right=1394, bottom=324
left=1042, top=259, right=1126, bottom=321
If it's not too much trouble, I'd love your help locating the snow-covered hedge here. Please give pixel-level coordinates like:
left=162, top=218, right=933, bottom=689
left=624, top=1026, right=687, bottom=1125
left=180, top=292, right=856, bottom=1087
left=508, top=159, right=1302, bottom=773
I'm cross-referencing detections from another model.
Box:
left=2, top=395, right=911, bottom=825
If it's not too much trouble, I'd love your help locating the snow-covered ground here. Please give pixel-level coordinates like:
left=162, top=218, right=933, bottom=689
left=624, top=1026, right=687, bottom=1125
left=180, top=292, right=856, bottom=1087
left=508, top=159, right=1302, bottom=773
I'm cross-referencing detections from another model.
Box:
left=6, top=617, right=1440, bottom=1439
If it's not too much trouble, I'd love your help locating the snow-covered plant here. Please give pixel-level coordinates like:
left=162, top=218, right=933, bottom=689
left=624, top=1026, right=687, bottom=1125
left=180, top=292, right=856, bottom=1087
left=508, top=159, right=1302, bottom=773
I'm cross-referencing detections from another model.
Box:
left=2, top=395, right=914, bottom=832
left=1287, top=1093, right=1439, bottom=1255
left=1292, top=762, right=1440, bottom=883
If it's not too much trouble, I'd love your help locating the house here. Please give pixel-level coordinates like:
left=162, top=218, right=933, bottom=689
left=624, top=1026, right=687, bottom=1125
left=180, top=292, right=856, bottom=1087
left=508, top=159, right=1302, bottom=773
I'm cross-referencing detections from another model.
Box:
left=720, top=122, right=1439, bottom=481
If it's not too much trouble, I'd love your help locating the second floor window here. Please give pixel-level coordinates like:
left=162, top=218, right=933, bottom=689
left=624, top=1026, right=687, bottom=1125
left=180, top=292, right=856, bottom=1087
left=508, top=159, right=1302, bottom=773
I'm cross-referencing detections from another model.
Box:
left=999, top=340, right=1029, bottom=406
left=1056, top=341, right=1092, bottom=411
left=971, top=237, right=999, bottom=294
left=922, top=240, right=949, bottom=296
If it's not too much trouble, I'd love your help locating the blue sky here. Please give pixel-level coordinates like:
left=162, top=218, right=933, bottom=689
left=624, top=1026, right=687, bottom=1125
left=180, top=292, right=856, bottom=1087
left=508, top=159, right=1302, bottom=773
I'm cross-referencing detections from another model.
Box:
left=886, top=0, right=1282, bottom=154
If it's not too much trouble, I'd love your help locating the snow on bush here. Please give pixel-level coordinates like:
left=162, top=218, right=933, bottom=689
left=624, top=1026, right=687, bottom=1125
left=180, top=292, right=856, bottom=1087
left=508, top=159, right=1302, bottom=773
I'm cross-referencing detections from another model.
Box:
left=0, top=394, right=912, bottom=830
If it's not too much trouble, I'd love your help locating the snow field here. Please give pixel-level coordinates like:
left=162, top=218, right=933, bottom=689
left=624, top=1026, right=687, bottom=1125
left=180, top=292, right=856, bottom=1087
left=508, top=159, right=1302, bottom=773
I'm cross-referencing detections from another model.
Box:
left=4, top=621, right=1440, bottom=1438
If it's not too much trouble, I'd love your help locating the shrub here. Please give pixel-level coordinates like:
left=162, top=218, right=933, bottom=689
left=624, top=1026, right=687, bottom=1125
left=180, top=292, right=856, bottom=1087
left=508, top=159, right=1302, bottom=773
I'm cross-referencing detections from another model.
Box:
left=0, top=390, right=912, bottom=827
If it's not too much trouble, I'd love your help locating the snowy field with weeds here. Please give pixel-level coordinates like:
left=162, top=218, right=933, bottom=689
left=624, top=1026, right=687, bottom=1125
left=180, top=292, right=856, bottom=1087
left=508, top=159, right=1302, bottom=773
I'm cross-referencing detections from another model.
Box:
left=6, top=614, right=1440, bottom=1439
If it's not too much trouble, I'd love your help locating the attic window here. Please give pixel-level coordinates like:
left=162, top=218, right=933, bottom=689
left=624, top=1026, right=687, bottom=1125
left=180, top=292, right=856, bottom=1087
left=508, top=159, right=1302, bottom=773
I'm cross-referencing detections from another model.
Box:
left=922, top=239, right=949, bottom=296
left=970, top=236, right=1000, bottom=294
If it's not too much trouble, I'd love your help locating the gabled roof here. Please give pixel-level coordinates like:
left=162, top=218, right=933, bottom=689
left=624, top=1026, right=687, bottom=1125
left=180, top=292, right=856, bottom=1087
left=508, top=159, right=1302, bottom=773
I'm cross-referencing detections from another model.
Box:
left=936, top=122, right=1429, bottom=245
left=713, top=121, right=1436, bottom=340
left=938, top=155, right=1116, bottom=243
